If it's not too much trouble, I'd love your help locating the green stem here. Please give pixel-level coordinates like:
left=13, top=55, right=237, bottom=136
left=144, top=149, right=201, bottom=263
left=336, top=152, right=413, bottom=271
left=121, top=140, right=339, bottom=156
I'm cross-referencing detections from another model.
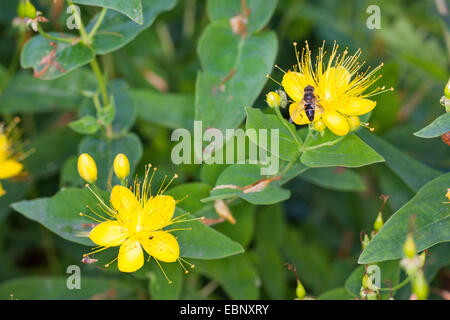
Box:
left=67, top=0, right=90, bottom=45
left=90, top=58, right=109, bottom=107
left=274, top=106, right=303, bottom=146
left=37, top=24, right=76, bottom=43
left=379, top=277, right=411, bottom=292
left=88, top=8, right=108, bottom=39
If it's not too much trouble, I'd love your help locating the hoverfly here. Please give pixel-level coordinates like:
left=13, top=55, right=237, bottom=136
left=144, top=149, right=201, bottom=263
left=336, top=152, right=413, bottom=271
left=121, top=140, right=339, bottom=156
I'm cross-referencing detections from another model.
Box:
left=290, top=85, right=323, bottom=123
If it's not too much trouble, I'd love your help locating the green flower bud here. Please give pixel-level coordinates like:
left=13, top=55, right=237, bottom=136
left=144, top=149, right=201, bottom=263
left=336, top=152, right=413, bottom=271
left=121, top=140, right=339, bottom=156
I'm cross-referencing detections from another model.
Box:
left=17, top=0, right=27, bottom=18
left=412, top=270, right=428, bottom=300
left=418, top=251, right=426, bottom=268
left=362, top=273, right=371, bottom=290
left=362, top=234, right=370, bottom=250
left=296, top=279, right=306, bottom=300
left=18, top=0, right=36, bottom=19
left=403, top=233, right=416, bottom=259
left=373, top=212, right=384, bottom=232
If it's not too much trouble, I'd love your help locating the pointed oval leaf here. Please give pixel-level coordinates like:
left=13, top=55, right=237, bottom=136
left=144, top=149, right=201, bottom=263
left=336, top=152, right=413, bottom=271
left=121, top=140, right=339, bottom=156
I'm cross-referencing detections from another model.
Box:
left=359, top=173, right=450, bottom=264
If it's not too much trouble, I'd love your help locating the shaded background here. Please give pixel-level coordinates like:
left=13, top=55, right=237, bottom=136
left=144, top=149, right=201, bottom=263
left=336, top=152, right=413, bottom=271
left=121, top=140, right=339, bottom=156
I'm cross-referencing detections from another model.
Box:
left=0, top=0, right=448, bottom=299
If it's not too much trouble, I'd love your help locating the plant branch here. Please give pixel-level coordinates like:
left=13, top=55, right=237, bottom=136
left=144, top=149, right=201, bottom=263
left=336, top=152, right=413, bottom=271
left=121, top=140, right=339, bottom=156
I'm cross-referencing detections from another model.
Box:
left=88, top=7, right=108, bottom=39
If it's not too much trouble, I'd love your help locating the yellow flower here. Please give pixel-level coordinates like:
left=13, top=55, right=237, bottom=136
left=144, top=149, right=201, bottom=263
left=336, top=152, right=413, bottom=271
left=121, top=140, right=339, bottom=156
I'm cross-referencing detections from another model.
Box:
left=0, top=122, right=24, bottom=180
left=82, top=166, right=195, bottom=280
left=279, top=41, right=392, bottom=136
left=113, top=153, right=130, bottom=180
left=77, top=153, right=97, bottom=184
left=0, top=182, right=5, bottom=197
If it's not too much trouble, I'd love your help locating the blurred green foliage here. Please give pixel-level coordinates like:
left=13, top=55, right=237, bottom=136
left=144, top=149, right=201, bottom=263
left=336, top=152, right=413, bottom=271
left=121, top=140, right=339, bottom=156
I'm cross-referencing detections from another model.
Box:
left=0, top=0, right=448, bottom=300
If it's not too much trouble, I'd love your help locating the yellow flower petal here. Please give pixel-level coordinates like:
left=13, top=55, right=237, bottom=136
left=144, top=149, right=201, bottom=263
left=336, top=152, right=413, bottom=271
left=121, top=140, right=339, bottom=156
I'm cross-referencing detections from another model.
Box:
left=282, top=71, right=310, bottom=102
left=118, top=239, right=144, bottom=272
left=110, top=185, right=140, bottom=222
left=142, top=195, right=175, bottom=231
left=89, top=221, right=127, bottom=247
left=0, top=182, right=5, bottom=197
left=0, top=160, right=23, bottom=179
left=141, top=231, right=179, bottom=262
left=322, top=110, right=350, bottom=136
left=0, top=135, right=8, bottom=160
left=340, top=98, right=376, bottom=116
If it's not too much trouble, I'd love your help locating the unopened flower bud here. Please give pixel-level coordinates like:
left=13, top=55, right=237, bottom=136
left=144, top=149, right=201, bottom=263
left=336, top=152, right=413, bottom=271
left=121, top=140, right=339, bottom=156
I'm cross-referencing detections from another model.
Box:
left=113, top=153, right=130, bottom=180
left=276, top=89, right=288, bottom=108
left=347, top=116, right=360, bottom=132
left=313, top=119, right=326, bottom=132
left=266, top=91, right=281, bottom=109
left=403, top=233, right=416, bottom=258
left=362, top=273, right=371, bottom=290
left=296, top=279, right=306, bottom=299
left=18, top=0, right=36, bottom=19
left=418, top=251, right=426, bottom=268
left=77, top=153, right=97, bottom=184
left=362, top=234, right=370, bottom=250
left=412, top=270, right=428, bottom=300
left=373, top=212, right=384, bottom=232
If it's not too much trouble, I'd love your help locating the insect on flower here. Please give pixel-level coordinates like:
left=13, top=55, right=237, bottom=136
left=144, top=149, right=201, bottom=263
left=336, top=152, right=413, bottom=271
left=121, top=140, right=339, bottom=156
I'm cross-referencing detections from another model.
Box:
left=268, top=41, right=393, bottom=136
left=81, top=164, right=199, bottom=283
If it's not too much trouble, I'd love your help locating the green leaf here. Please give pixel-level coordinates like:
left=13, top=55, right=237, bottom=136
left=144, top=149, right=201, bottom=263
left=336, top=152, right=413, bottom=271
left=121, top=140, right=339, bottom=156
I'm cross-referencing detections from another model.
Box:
left=207, top=0, right=278, bottom=34
left=166, top=182, right=211, bottom=213
left=317, top=287, right=353, bottom=300
left=0, top=180, right=31, bottom=223
left=0, top=276, right=137, bottom=299
left=72, top=0, right=144, bottom=25
left=81, top=80, right=136, bottom=134
left=203, top=164, right=291, bottom=205
left=24, top=127, right=82, bottom=179
left=281, top=227, right=331, bottom=293
left=174, top=208, right=244, bottom=260
left=253, top=245, right=287, bottom=299
left=21, top=35, right=95, bottom=80
left=133, top=89, right=195, bottom=130
left=345, top=260, right=400, bottom=299
left=11, top=188, right=102, bottom=246
left=98, top=104, right=115, bottom=126
left=359, top=173, right=450, bottom=264
left=414, top=112, right=450, bottom=138
left=214, top=202, right=255, bottom=248
left=358, top=130, right=441, bottom=192
left=60, top=156, right=85, bottom=188
left=301, top=134, right=384, bottom=168
left=88, top=0, right=177, bottom=55
left=79, top=133, right=143, bottom=189
left=299, top=167, right=366, bottom=192
left=147, top=262, right=183, bottom=299
left=200, top=164, right=229, bottom=186
left=195, top=21, right=277, bottom=132
left=69, top=115, right=100, bottom=135
left=0, top=70, right=95, bottom=113
left=255, top=204, right=286, bottom=248
left=245, top=107, right=300, bottom=161
left=194, top=253, right=259, bottom=299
